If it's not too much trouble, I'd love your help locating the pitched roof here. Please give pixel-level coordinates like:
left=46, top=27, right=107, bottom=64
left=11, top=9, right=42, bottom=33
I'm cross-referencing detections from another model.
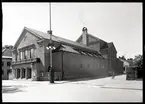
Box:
left=2, top=47, right=13, bottom=57
left=119, top=58, right=130, bottom=66
left=2, top=48, right=7, bottom=53
left=24, top=27, right=102, bottom=54
left=76, top=33, right=108, bottom=49
left=59, top=45, right=80, bottom=54
left=58, top=44, right=103, bottom=58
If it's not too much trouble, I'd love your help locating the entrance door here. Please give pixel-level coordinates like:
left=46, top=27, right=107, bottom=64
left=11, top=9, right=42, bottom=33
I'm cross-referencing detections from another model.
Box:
left=27, top=68, right=32, bottom=79
left=17, top=69, right=20, bottom=78
left=22, top=68, right=26, bottom=78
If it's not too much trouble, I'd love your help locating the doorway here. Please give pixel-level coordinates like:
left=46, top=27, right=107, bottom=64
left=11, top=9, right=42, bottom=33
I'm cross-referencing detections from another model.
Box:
left=27, top=68, right=32, bottom=79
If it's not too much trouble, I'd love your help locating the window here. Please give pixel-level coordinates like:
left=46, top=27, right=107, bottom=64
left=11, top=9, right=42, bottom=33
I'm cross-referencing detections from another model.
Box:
left=24, top=50, right=27, bottom=59
left=81, top=51, right=87, bottom=55
left=2, top=61, right=4, bottom=66
left=24, top=51, right=26, bottom=59
left=17, top=54, right=19, bottom=61
left=30, top=48, right=35, bottom=58
left=93, top=54, right=98, bottom=58
left=41, top=72, right=44, bottom=76
left=15, top=54, right=17, bottom=62
left=7, top=62, right=11, bottom=67
left=87, top=53, right=93, bottom=57
left=29, top=49, right=31, bottom=59
left=20, top=51, right=23, bottom=60
left=25, top=50, right=28, bottom=59
left=30, top=49, right=33, bottom=58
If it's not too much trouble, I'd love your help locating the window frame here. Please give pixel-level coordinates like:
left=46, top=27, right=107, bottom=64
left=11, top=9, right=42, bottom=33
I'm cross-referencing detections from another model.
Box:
left=7, top=61, right=11, bottom=67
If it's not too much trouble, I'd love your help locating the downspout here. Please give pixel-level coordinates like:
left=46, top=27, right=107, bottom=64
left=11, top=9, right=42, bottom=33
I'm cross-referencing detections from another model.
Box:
left=107, top=54, right=109, bottom=75
left=61, top=51, right=64, bottom=80
left=108, top=50, right=110, bottom=75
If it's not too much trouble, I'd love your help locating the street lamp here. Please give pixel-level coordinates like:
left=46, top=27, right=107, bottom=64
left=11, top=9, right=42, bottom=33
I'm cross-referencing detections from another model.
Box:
left=46, top=2, right=56, bottom=83
left=46, top=39, right=56, bottom=83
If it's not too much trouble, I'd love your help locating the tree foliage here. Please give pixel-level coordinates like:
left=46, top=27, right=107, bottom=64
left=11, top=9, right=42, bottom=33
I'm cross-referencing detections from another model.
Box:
left=119, top=55, right=126, bottom=60
left=133, top=54, right=143, bottom=69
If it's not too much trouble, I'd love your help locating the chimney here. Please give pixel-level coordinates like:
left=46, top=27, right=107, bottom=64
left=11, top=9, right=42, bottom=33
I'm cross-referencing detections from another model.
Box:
left=82, top=27, right=88, bottom=45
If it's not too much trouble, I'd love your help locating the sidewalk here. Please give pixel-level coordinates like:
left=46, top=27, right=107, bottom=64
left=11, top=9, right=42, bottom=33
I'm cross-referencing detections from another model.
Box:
left=68, top=75, right=143, bottom=90
left=101, top=83, right=142, bottom=90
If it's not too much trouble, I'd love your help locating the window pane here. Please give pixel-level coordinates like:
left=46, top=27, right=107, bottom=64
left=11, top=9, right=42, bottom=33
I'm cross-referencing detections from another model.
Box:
left=31, top=49, right=33, bottom=58
left=27, top=50, right=30, bottom=59
left=81, top=51, right=87, bottom=55
left=17, top=54, right=19, bottom=61
left=24, top=50, right=27, bottom=59
left=25, top=50, right=27, bottom=58
left=30, top=48, right=35, bottom=58
left=20, top=52, right=23, bottom=60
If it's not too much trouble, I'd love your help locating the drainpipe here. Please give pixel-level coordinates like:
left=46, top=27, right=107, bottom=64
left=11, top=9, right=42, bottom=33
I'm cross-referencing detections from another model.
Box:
left=61, top=51, right=64, bottom=80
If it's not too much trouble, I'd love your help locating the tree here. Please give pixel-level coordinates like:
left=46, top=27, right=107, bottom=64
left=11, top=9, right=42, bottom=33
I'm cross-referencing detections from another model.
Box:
left=133, top=54, right=143, bottom=69
left=119, top=55, right=126, bottom=60
left=127, top=58, right=133, bottom=66
left=3, top=45, right=13, bottom=49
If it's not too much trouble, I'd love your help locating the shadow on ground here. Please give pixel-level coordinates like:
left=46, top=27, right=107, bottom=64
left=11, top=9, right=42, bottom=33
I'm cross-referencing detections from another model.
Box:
left=54, top=75, right=118, bottom=84
left=54, top=74, right=142, bottom=85
left=2, top=85, right=26, bottom=93
left=135, top=78, right=143, bottom=81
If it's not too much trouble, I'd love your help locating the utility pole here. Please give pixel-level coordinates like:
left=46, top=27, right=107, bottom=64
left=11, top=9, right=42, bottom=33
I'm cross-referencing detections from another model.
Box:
left=47, top=2, right=54, bottom=83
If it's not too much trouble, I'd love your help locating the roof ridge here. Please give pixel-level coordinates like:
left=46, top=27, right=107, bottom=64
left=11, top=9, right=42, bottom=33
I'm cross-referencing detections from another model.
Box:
left=25, top=27, right=102, bottom=55
left=24, top=27, right=45, bottom=39
left=88, top=33, right=107, bottom=42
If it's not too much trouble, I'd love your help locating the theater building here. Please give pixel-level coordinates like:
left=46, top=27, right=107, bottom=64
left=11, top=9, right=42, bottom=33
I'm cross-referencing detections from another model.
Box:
left=11, top=27, right=123, bottom=81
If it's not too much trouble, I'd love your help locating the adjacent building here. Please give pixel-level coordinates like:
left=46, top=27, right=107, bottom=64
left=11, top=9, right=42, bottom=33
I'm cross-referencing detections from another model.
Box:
left=2, top=45, right=13, bottom=80
left=11, top=27, right=123, bottom=81
left=119, top=58, right=134, bottom=73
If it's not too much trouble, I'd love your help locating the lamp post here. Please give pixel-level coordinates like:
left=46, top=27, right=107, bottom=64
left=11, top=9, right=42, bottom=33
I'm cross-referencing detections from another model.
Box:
left=46, top=2, right=56, bottom=83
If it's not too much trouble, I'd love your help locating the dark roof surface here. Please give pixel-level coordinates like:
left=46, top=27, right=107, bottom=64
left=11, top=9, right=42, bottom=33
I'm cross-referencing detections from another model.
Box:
left=25, top=27, right=101, bottom=54
left=58, top=44, right=103, bottom=58
left=2, top=48, right=12, bottom=57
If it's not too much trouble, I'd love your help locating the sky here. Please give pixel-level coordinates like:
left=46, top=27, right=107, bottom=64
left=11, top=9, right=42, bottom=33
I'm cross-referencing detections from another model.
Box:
left=2, top=3, right=142, bottom=59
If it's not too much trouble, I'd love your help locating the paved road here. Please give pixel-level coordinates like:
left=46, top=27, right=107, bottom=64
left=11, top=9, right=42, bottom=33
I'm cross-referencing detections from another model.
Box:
left=2, top=75, right=143, bottom=102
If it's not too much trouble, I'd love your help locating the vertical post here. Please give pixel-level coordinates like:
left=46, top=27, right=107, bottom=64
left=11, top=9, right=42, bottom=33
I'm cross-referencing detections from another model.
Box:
left=49, top=2, right=52, bottom=32
left=20, top=69, right=22, bottom=79
left=61, top=51, right=64, bottom=80
left=25, top=68, right=27, bottom=79
left=15, top=69, right=17, bottom=79
left=46, top=2, right=54, bottom=83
